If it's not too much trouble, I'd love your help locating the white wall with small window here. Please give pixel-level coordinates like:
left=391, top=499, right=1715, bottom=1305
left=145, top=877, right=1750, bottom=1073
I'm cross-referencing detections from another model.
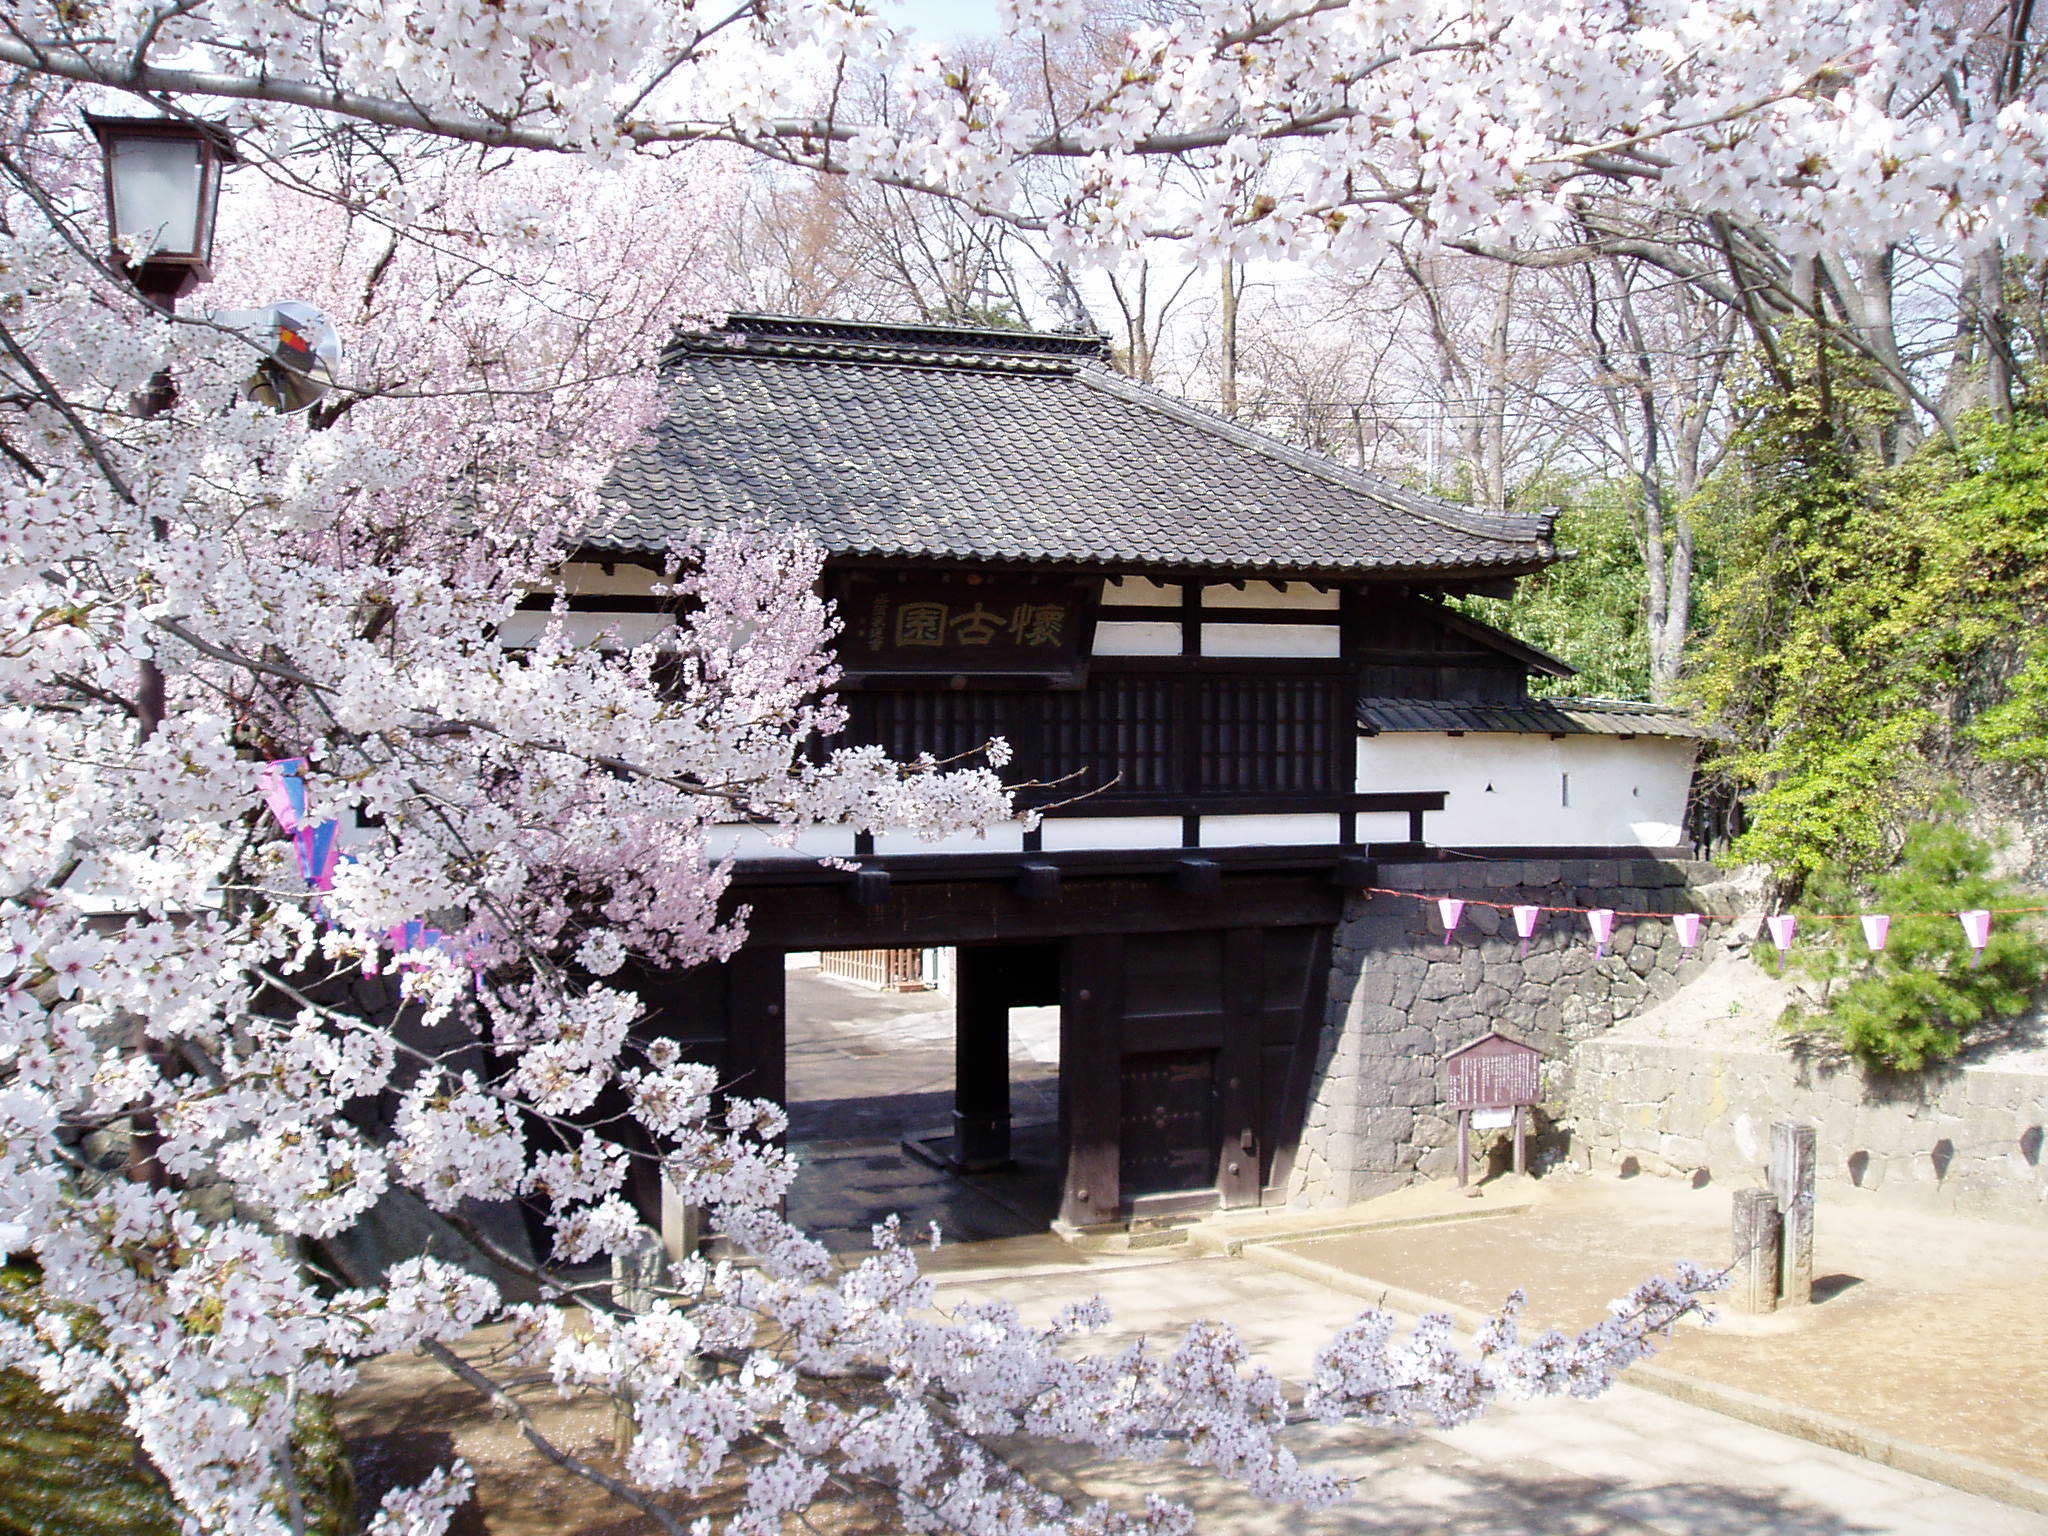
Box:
left=1356, top=731, right=1700, bottom=849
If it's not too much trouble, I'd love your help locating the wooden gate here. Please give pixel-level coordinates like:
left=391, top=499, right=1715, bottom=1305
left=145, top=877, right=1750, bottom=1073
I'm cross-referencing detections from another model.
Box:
left=1061, top=924, right=1330, bottom=1226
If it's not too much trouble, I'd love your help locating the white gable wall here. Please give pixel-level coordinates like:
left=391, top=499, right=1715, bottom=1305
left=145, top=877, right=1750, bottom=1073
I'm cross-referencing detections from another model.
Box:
left=1357, top=732, right=1699, bottom=849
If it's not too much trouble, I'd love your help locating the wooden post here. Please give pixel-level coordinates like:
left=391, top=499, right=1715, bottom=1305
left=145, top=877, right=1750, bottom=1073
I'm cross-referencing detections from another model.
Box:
left=1216, top=927, right=1264, bottom=1209
left=1059, top=935, right=1122, bottom=1227
left=953, top=948, right=1012, bottom=1172
left=1770, top=1121, right=1817, bottom=1307
left=610, top=1225, right=665, bottom=1458
left=1511, top=1104, right=1527, bottom=1177
left=659, top=1165, right=701, bottom=1268
left=1730, top=1188, right=1782, bottom=1314
left=1456, top=1107, right=1471, bottom=1188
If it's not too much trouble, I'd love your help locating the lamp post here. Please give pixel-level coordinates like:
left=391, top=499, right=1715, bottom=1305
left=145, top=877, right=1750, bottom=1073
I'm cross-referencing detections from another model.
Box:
left=80, top=116, right=239, bottom=1191
left=84, top=113, right=237, bottom=313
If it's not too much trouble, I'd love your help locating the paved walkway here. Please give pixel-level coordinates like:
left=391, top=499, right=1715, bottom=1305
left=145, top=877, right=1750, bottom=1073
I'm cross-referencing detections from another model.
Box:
left=932, top=1252, right=2048, bottom=1536
left=785, top=964, right=1064, bottom=1253
left=1275, top=1173, right=2048, bottom=1483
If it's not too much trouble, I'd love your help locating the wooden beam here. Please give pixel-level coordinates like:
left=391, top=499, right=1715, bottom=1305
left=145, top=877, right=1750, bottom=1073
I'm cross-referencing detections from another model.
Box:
left=1015, top=862, right=1061, bottom=901
left=1218, top=928, right=1264, bottom=1210
left=1061, top=935, right=1124, bottom=1227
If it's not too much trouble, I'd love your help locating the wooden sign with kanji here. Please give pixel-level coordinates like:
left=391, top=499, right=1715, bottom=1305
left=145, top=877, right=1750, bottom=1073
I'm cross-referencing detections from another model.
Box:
left=1441, top=1031, right=1545, bottom=1187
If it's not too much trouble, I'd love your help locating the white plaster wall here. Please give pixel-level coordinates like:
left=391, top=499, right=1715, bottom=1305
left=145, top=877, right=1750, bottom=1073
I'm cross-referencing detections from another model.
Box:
left=1102, top=576, right=1182, bottom=606
left=1093, top=620, right=1183, bottom=656
left=1201, top=581, right=1338, bottom=610
left=1040, top=815, right=1183, bottom=851
left=1199, top=813, right=1343, bottom=848
left=558, top=561, right=664, bottom=596
left=1200, top=622, right=1340, bottom=658
left=708, top=826, right=859, bottom=861
left=1356, top=732, right=1698, bottom=847
left=498, top=611, right=676, bottom=649
left=872, top=823, right=1028, bottom=856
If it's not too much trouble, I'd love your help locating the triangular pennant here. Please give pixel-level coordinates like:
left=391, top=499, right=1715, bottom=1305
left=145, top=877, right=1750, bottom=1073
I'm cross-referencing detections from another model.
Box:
left=1959, top=909, right=1992, bottom=967
left=1671, top=912, right=1703, bottom=951
left=1512, top=904, right=1541, bottom=955
left=293, top=819, right=341, bottom=891
left=1766, top=914, right=1798, bottom=951
left=258, top=757, right=309, bottom=833
left=1586, top=908, right=1616, bottom=957
left=1437, top=898, right=1466, bottom=944
left=1860, top=914, right=1891, bottom=953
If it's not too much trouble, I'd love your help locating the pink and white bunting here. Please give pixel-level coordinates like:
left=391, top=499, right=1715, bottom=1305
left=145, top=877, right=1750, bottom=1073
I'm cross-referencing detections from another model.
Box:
left=1861, top=914, right=1892, bottom=952
left=1670, top=913, right=1703, bottom=951
left=1766, top=914, right=1798, bottom=951
left=1959, top=909, right=1993, bottom=966
left=1438, top=898, right=1466, bottom=944
left=1586, top=908, right=1617, bottom=956
left=1512, top=905, right=1542, bottom=954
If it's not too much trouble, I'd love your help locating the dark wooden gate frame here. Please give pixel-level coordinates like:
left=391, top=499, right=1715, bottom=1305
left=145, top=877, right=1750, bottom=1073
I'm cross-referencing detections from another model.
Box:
left=703, top=868, right=1345, bottom=1230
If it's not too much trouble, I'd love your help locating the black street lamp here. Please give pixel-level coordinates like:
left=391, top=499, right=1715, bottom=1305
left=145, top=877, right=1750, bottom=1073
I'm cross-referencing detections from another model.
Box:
left=83, top=113, right=238, bottom=311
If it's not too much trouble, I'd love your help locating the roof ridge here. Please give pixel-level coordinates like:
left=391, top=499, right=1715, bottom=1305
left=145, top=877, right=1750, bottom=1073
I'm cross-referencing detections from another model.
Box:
left=682, top=312, right=1112, bottom=364
left=1077, top=368, right=1555, bottom=552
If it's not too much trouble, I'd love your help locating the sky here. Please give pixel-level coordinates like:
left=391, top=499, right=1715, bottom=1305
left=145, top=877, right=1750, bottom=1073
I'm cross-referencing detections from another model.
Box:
left=882, top=0, right=1007, bottom=41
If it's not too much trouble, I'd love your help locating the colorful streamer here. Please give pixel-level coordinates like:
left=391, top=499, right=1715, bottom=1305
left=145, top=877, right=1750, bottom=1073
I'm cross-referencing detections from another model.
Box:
left=258, top=757, right=309, bottom=833
left=293, top=819, right=341, bottom=891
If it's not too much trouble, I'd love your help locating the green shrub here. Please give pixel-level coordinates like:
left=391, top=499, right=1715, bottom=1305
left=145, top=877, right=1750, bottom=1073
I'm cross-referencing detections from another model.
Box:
left=1776, top=818, right=2048, bottom=1071
left=0, top=1267, right=354, bottom=1536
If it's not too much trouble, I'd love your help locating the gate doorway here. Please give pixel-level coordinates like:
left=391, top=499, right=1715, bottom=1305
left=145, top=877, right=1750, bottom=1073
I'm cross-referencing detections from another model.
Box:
left=783, top=944, right=1062, bottom=1254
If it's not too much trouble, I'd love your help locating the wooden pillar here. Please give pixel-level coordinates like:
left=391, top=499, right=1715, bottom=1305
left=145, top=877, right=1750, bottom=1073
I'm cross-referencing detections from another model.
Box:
left=953, top=947, right=1013, bottom=1172
left=1060, top=935, right=1122, bottom=1227
left=1730, top=1188, right=1782, bottom=1314
left=610, top=1225, right=664, bottom=1455
left=1217, top=928, right=1263, bottom=1208
left=1770, top=1121, right=1817, bottom=1307
left=723, top=947, right=787, bottom=1119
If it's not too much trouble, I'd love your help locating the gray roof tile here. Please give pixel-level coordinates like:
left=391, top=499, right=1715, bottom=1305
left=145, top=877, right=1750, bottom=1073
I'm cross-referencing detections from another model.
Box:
left=587, top=316, right=1557, bottom=578
left=1357, top=696, right=1712, bottom=739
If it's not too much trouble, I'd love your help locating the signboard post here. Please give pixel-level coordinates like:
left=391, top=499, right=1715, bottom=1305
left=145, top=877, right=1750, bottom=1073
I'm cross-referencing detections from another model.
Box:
left=1441, top=1031, right=1544, bottom=1188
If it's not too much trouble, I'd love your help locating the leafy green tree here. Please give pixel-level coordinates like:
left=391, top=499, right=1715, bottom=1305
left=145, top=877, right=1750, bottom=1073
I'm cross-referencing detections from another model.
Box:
left=1688, top=370, right=2048, bottom=885
left=1459, top=484, right=1655, bottom=699
left=1776, top=818, right=2048, bottom=1071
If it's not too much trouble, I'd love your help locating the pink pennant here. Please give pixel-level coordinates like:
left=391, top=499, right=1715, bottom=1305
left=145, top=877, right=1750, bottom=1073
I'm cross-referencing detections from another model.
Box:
left=1437, top=898, right=1465, bottom=944
left=258, top=757, right=309, bottom=833
left=1959, top=909, right=1992, bottom=966
left=1766, top=914, right=1798, bottom=951
left=1512, top=904, right=1542, bottom=955
left=1860, top=914, right=1891, bottom=953
left=386, top=921, right=447, bottom=972
left=1671, top=912, right=1703, bottom=951
left=1586, top=908, right=1616, bottom=956
left=293, top=819, right=341, bottom=891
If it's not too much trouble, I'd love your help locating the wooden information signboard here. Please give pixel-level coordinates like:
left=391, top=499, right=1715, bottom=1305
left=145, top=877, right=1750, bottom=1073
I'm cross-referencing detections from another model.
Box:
left=829, top=572, right=1096, bottom=686
left=1441, top=1031, right=1544, bottom=1187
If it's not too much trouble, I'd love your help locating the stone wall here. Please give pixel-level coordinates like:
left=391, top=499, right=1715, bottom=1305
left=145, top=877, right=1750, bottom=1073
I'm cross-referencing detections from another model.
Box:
left=1290, top=855, right=1736, bottom=1207
left=1566, top=1032, right=2048, bottom=1223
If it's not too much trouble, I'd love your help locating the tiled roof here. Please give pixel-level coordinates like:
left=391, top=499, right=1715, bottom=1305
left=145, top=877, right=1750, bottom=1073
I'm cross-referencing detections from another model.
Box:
left=1357, top=696, right=1712, bottom=739
left=589, top=315, right=1557, bottom=578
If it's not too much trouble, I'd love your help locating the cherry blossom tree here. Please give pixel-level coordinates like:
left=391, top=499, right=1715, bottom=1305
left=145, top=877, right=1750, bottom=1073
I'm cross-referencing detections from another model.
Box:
left=14, top=0, right=2045, bottom=1530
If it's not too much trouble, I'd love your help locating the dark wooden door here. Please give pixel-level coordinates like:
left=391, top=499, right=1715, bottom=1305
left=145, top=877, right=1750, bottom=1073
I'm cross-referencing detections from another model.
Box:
left=1059, top=924, right=1330, bottom=1225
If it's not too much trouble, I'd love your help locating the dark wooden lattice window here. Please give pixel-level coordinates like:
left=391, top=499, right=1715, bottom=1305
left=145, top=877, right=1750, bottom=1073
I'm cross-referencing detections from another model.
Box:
left=842, top=668, right=1349, bottom=804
